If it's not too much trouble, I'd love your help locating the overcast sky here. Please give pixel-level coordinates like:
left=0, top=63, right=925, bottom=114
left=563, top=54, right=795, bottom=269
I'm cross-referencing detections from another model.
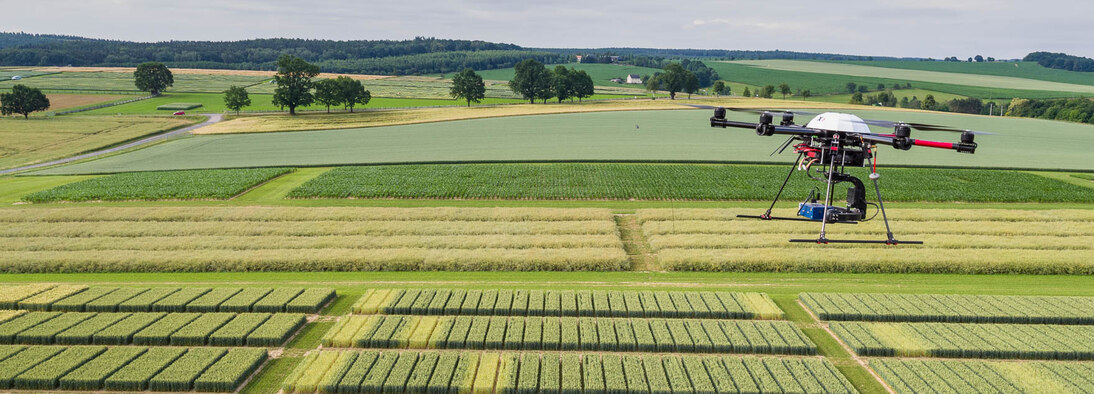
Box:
left=3, top=0, right=1091, bottom=59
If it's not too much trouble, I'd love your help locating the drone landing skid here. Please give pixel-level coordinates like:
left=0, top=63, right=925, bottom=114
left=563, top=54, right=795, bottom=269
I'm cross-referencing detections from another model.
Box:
left=736, top=214, right=858, bottom=225
left=789, top=238, right=924, bottom=245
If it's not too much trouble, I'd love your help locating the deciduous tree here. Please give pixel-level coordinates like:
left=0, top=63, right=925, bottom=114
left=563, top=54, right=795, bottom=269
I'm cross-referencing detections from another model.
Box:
left=684, top=73, right=699, bottom=99
left=572, top=70, right=594, bottom=102
left=336, top=76, right=371, bottom=112
left=922, top=94, right=937, bottom=110
left=510, top=59, right=551, bottom=104
left=712, top=81, right=726, bottom=96
left=450, top=68, right=486, bottom=107
left=314, top=78, right=342, bottom=113
left=272, top=54, right=320, bottom=115
left=778, top=83, right=791, bottom=99
left=0, top=84, right=50, bottom=118
left=551, top=65, right=573, bottom=103
left=222, top=85, right=251, bottom=115
left=742, top=87, right=751, bottom=97
left=134, top=62, right=173, bottom=96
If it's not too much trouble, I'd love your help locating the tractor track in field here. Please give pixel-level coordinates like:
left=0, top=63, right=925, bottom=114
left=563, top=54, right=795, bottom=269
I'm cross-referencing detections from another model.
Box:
left=0, top=113, right=222, bottom=175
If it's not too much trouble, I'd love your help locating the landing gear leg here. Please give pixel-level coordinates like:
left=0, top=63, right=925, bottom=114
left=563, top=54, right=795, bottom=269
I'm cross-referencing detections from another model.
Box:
left=759, top=152, right=804, bottom=219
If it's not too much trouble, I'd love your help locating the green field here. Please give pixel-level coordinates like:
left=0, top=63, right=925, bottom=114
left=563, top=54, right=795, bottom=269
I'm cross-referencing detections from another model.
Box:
left=286, top=164, right=1093, bottom=202
left=706, top=61, right=1088, bottom=99
left=731, top=60, right=1094, bottom=94
left=22, top=168, right=291, bottom=202
left=30, top=109, right=1094, bottom=174
left=837, top=60, right=1094, bottom=86
left=801, top=88, right=967, bottom=105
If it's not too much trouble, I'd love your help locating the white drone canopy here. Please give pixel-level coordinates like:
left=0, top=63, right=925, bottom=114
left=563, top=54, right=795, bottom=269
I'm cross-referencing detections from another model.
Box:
left=804, top=112, right=872, bottom=134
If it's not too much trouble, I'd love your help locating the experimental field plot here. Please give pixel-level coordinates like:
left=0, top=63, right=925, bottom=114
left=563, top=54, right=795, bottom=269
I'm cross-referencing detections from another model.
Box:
left=800, top=292, right=1094, bottom=324
left=0, top=284, right=335, bottom=313
left=322, top=315, right=815, bottom=354
left=831, top=321, right=1094, bottom=360
left=280, top=350, right=856, bottom=394
left=801, top=291, right=1094, bottom=391
left=286, top=164, right=1092, bottom=202
left=351, top=289, right=785, bottom=319
left=0, top=345, right=266, bottom=392
left=636, top=208, right=1094, bottom=274
left=872, top=359, right=1094, bottom=394
left=0, top=207, right=628, bottom=272
left=23, top=168, right=292, bottom=202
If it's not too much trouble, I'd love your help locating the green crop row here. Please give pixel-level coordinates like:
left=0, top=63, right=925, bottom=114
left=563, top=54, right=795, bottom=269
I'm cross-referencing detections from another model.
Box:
left=23, top=168, right=292, bottom=202
left=0, top=284, right=334, bottom=314
left=0, top=311, right=303, bottom=347
left=872, top=359, right=1094, bottom=394
left=282, top=350, right=855, bottom=393
left=286, top=164, right=1094, bottom=203
left=0, top=206, right=615, bottom=223
left=802, top=292, right=1094, bottom=325
left=0, top=345, right=262, bottom=392
left=324, top=315, right=815, bottom=355
left=352, top=288, right=784, bottom=320
left=832, top=321, right=1094, bottom=360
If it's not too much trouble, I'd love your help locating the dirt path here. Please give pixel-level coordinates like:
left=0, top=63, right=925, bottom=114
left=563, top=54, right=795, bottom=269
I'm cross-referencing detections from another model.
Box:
left=0, top=113, right=223, bottom=175
left=798, top=299, right=896, bottom=394
left=614, top=214, right=657, bottom=271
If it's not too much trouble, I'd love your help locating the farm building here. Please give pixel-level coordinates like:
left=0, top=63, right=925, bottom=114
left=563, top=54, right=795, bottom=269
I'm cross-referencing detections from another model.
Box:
left=626, top=74, right=642, bottom=84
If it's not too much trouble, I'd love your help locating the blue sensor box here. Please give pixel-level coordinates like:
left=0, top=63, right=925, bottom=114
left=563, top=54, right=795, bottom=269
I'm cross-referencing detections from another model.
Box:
left=798, top=203, right=831, bottom=221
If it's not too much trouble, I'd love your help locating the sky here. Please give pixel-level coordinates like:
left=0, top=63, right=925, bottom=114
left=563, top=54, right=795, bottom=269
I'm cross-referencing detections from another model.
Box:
left=2, top=0, right=1092, bottom=59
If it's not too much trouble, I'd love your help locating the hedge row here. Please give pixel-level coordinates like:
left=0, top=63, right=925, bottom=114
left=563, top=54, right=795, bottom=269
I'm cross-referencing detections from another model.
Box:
left=352, top=288, right=784, bottom=320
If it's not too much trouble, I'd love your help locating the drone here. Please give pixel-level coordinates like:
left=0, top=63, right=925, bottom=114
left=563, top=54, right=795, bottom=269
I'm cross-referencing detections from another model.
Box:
left=694, top=106, right=988, bottom=245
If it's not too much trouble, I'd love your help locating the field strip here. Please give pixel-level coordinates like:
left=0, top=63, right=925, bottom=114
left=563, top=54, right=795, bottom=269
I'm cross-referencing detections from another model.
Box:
left=728, top=59, right=1094, bottom=94
left=0, top=114, right=220, bottom=176
left=799, top=299, right=896, bottom=394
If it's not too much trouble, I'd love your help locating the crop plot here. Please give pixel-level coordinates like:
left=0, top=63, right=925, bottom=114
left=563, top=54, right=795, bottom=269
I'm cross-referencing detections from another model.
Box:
left=281, top=350, right=856, bottom=393
left=0, top=345, right=264, bottom=392
left=800, top=292, right=1094, bottom=324
left=0, top=284, right=333, bottom=313
left=872, top=359, right=1094, bottom=394
left=351, top=288, right=784, bottom=319
left=637, top=208, right=1094, bottom=274
left=22, top=168, right=292, bottom=202
left=832, top=321, right=1094, bottom=360
left=323, top=315, right=814, bottom=354
left=0, top=207, right=628, bottom=272
left=286, top=163, right=1093, bottom=202
left=0, top=311, right=304, bottom=347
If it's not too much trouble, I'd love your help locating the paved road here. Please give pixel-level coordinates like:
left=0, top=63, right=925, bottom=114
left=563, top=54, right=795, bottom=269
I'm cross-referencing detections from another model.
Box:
left=0, top=114, right=223, bottom=175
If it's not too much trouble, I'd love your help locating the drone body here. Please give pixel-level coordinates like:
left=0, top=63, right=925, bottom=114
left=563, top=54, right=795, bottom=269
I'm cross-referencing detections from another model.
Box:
left=704, top=107, right=988, bottom=245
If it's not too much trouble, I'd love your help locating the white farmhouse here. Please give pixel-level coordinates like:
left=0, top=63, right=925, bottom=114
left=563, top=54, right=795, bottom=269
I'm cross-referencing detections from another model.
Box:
left=625, top=74, right=642, bottom=84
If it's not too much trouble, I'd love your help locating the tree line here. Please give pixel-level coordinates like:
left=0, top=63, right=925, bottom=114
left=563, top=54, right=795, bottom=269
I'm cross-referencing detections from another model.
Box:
left=1024, top=52, right=1094, bottom=72
left=536, top=47, right=903, bottom=61
left=508, top=60, right=595, bottom=103
left=0, top=34, right=566, bottom=75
